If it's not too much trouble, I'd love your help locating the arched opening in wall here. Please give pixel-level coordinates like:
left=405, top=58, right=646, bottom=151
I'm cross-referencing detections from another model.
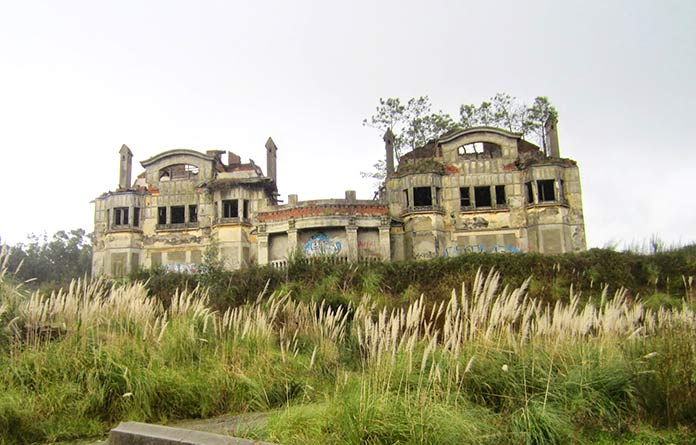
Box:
left=457, top=142, right=502, bottom=158
left=159, top=164, right=199, bottom=181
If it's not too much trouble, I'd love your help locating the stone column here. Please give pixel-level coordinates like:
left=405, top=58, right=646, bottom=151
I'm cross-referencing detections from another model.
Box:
left=346, top=222, right=358, bottom=262
left=257, top=231, right=269, bottom=266
left=531, top=181, right=538, bottom=204
left=379, top=224, right=391, bottom=261
left=237, top=199, right=243, bottom=220
left=287, top=219, right=298, bottom=256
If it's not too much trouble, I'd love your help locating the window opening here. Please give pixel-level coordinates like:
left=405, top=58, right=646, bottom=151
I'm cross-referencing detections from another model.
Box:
left=159, top=164, right=199, bottom=181
left=413, top=187, right=432, bottom=206
left=171, top=206, right=185, bottom=224
left=133, top=207, right=140, bottom=227
left=460, top=187, right=471, bottom=207
left=495, top=185, right=506, bottom=206
left=457, top=142, right=502, bottom=157
left=158, top=207, right=167, bottom=225
left=114, top=207, right=129, bottom=226
left=243, top=200, right=249, bottom=219
left=474, top=186, right=492, bottom=208
left=223, top=199, right=238, bottom=218
left=526, top=182, right=534, bottom=204
left=458, top=142, right=484, bottom=155
left=537, top=179, right=556, bottom=202
left=189, top=205, right=198, bottom=223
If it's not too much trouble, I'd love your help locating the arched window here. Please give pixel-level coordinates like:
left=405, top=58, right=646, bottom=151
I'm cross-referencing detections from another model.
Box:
left=457, top=142, right=502, bottom=158
left=159, top=164, right=199, bottom=181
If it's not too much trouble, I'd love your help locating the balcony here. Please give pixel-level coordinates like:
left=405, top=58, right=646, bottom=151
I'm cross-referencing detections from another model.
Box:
left=107, top=224, right=142, bottom=234
left=156, top=222, right=200, bottom=231
left=401, top=205, right=445, bottom=217
left=215, top=217, right=251, bottom=225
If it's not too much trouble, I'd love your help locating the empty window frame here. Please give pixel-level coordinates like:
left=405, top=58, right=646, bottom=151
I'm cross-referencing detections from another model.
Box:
left=189, top=205, right=198, bottom=223
left=171, top=206, right=185, bottom=224
left=114, top=207, right=129, bottom=226
left=413, top=187, right=432, bottom=206
left=457, top=142, right=502, bottom=157
left=159, top=164, right=199, bottom=181
left=460, top=187, right=471, bottom=207
left=223, top=199, right=238, bottom=218
left=458, top=142, right=485, bottom=155
left=133, top=207, right=140, bottom=227
left=537, top=179, right=556, bottom=202
left=526, top=182, right=534, bottom=204
left=474, top=186, right=492, bottom=208
left=242, top=200, right=249, bottom=219
left=158, top=207, right=167, bottom=225
left=495, top=185, right=506, bottom=206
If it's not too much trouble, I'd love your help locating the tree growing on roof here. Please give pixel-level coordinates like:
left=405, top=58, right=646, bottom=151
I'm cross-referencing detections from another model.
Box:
left=361, top=93, right=558, bottom=183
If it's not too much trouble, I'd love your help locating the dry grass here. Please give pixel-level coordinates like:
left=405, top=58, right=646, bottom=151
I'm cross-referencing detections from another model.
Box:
left=1, top=251, right=694, bottom=444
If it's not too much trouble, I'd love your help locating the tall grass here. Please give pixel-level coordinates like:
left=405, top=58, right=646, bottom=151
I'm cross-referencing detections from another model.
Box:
left=0, top=245, right=694, bottom=444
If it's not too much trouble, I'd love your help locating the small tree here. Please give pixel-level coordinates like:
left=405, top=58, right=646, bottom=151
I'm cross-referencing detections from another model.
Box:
left=362, top=93, right=558, bottom=184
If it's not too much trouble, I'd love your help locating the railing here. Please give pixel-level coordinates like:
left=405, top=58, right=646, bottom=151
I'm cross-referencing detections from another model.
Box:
left=215, top=217, right=251, bottom=225
left=401, top=205, right=445, bottom=216
left=459, top=203, right=508, bottom=213
left=156, top=222, right=199, bottom=230
left=107, top=224, right=142, bottom=232
left=270, top=259, right=288, bottom=269
left=269, top=255, right=381, bottom=270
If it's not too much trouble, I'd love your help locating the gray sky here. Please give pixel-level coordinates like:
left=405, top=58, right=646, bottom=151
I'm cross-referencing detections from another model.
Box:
left=1, top=0, right=695, bottom=248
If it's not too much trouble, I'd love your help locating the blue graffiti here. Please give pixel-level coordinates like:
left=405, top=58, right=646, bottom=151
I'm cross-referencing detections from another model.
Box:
left=304, top=233, right=342, bottom=257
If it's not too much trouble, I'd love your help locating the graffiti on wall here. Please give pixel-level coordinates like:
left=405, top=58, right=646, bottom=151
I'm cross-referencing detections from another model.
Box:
left=304, top=233, right=342, bottom=257
left=443, top=244, right=521, bottom=257
left=165, top=263, right=200, bottom=274
left=358, top=240, right=377, bottom=250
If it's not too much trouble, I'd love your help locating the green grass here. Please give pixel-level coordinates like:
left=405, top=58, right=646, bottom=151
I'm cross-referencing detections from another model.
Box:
left=1, top=252, right=695, bottom=444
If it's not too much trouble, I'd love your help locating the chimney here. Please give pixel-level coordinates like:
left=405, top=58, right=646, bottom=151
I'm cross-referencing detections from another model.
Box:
left=384, top=128, right=395, bottom=176
left=227, top=151, right=241, bottom=166
left=265, top=137, right=278, bottom=187
left=118, top=144, right=133, bottom=189
left=545, top=116, right=560, bottom=158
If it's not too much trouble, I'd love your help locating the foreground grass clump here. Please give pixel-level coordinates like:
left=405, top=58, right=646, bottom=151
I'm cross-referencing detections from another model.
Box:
left=1, top=249, right=695, bottom=444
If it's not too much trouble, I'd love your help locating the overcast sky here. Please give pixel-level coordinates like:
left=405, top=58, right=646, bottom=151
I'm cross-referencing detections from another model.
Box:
left=1, top=0, right=694, bottom=249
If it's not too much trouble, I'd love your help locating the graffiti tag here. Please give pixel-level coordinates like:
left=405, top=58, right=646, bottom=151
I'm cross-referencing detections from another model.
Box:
left=165, top=263, right=200, bottom=274
left=443, top=244, right=521, bottom=257
left=304, top=233, right=342, bottom=257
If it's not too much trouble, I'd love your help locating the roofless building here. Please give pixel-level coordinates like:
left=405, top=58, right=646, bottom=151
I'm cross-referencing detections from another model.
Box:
left=92, top=125, right=586, bottom=276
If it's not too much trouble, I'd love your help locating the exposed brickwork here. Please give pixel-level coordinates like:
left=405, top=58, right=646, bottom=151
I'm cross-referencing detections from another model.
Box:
left=445, top=164, right=460, bottom=174
left=258, top=204, right=388, bottom=222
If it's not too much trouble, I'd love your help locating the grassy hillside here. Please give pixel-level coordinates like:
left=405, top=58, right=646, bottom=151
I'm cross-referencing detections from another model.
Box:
left=1, top=248, right=695, bottom=444
left=132, top=246, right=696, bottom=312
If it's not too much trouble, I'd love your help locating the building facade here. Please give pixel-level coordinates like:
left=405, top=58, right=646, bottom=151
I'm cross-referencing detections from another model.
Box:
left=92, top=125, right=586, bottom=276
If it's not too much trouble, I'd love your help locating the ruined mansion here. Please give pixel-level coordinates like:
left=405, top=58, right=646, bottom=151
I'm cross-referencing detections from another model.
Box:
left=92, top=123, right=586, bottom=276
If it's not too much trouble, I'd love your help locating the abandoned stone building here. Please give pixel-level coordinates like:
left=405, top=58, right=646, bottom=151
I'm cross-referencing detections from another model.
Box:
left=92, top=122, right=586, bottom=276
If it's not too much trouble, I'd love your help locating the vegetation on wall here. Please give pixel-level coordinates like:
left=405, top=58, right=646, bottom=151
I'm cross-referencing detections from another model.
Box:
left=361, top=94, right=558, bottom=184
